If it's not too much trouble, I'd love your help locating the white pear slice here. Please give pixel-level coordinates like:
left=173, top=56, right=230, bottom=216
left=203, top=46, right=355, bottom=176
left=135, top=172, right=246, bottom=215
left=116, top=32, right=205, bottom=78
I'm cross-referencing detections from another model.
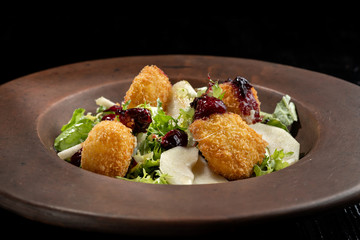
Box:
left=160, top=146, right=199, bottom=185
left=192, top=155, right=228, bottom=184
left=167, top=80, right=197, bottom=119
left=250, top=123, right=300, bottom=165
left=95, top=96, right=115, bottom=108
left=57, top=143, right=83, bottom=160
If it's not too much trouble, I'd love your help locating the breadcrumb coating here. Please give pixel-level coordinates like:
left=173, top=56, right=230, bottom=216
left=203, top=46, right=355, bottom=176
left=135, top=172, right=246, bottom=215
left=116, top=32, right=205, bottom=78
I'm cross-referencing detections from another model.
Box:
left=220, top=83, right=261, bottom=124
left=81, top=121, right=135, bottom=177
left=189, top=112, right=268, bottom=180
left=124, top=65, right=172, bottom=111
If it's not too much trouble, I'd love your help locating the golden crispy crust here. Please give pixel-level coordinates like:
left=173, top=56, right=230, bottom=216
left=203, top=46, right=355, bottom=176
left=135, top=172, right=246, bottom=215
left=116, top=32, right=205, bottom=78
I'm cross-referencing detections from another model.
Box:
left=189, top=113, right=268, bottom=180
left=124, top=65, right=172, bottom=111
left=81, top=121, right=135, bottom=177
left=219, top=83, right=261, bottom=124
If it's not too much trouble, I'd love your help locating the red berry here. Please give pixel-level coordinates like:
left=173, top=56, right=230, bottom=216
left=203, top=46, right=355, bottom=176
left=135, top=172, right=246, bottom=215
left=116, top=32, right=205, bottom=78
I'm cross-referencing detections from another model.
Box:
left=161, top=129, right=188, bottom=150
left=191, top=95, right=227, bottom=121
left=70, top=148, right=82, bottom=167
left=101, top=107, right=152, bottom=134
left=119, top=108, right=152, bottom=134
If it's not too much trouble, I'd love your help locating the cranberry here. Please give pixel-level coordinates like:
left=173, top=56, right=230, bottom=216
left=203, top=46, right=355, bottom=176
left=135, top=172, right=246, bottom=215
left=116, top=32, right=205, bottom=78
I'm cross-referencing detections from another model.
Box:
left=70, top=148, right=82, bottom=167
left=116, top=108, right=152, bottom=134
left=101, top=105, right=152, bottom=134
left=117, top=111, right=135, bottom=129
left=161, top=129, right=188, bottom=150
left=191, top=95, right=227, bottom=121
left=124, top=108, right=152, bottom=134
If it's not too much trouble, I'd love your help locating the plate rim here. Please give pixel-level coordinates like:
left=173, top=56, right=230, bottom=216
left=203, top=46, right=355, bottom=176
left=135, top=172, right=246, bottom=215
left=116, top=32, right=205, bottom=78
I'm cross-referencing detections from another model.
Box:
left=1, top=55, right=360, bottom=234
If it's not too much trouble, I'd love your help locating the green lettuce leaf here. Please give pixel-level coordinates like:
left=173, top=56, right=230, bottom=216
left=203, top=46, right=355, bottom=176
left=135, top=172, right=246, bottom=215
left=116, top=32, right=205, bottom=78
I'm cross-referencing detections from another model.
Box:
left=54, top=108, right=97, bottom=152
left=261, top=116, right=288, bottom=132
left=273, top=94, right=298, bottom=126
left=61, top=108, right=86, bottom=132
left=261, top=95, right=298, bottom=132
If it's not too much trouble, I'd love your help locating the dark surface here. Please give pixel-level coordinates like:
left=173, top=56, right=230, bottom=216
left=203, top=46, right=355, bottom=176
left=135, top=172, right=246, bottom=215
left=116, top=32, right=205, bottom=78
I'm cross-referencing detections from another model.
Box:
left=1, top=14, right=360, bottom=239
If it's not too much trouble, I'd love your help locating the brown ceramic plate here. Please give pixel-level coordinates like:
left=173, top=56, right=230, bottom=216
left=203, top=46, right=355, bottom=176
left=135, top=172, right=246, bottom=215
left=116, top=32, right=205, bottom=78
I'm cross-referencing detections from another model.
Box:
left=1, top=55, right=359, bottom=235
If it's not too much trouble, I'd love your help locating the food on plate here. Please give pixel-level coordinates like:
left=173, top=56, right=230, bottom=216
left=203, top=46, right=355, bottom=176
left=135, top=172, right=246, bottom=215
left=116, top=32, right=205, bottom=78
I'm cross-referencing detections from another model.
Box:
left=192, top=155, right=228, bottom=184
left=191, top=95, right=227, bottom=121
left=250, top=123, right=300, bottom=165
left=54, top=108, right=97, bottom=153
left=159, top=146, right=199, bottom=184
left=260, top=94, right=298, bottom=132
left=111, top=106, right=152, bottom=134
left=189, top=112, right=268, bottom=180
left=167, top=80, right=197, bottom=119
left=81, top=120, right=135, bottom=177
left=124, top=65, right=172, bottom=111
left=54, top=65, right=300, bottom=184
left=219, top=76, right=261, bottom=124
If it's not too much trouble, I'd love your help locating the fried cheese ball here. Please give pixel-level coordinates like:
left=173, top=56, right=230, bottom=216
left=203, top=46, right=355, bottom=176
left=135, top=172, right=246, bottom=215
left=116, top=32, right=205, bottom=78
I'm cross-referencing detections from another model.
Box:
left=219, top=76, right=262, bottom=124
left=189, top=112, right=268, bottom=180
left=81, top=120, right=135, bottom=177
left=124, top=65, right=172, bottom=111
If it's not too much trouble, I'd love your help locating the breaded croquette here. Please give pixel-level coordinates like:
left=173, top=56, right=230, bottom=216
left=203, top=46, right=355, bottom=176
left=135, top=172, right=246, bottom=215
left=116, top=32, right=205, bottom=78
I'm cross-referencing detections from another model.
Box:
left=219, top=76, right=262, bottom=124
left=124, top=65, right=172, bottom=111
left=81, top=120, right=135, bottom=177
left=189, top=112, right=268, bottom=180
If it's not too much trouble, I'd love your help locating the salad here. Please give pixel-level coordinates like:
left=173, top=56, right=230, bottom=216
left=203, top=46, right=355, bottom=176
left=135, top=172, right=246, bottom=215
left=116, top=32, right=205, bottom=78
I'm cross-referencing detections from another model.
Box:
left=54, top=65, right=300, bottom=184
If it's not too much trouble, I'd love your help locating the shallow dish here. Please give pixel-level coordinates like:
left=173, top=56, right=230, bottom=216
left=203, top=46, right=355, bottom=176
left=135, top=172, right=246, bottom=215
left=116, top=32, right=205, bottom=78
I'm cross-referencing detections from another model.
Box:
left=0, top=55, right=359, bottom=235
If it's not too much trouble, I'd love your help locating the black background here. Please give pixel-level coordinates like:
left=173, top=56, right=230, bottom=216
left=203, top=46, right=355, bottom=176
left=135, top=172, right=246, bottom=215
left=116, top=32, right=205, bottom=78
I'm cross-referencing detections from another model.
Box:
left=1, top=12, right=360, bottom=239
left=2, top=13, right=360, bottom=86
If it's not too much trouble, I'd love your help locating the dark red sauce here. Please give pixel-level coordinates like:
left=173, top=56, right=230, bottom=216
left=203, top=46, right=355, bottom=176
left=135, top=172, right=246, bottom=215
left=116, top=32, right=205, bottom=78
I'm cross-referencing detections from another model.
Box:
left=191, top=95, right=227, bottom=121
left=225, top=76, right=261, bottom=123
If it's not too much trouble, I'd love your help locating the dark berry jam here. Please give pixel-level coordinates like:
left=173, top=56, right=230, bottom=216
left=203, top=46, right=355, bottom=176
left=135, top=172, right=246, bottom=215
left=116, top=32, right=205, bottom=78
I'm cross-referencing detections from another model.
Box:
left=70, top=148, right=82, bottom=167
left=120, top=108, right=152, bottom=134
left=101, top=105, right=152, bottom=134
left=225, top=76, right=261, bottom=123
left=161, top=129, right=188, bottom=150
left=191, top=95, right=227, bottom=121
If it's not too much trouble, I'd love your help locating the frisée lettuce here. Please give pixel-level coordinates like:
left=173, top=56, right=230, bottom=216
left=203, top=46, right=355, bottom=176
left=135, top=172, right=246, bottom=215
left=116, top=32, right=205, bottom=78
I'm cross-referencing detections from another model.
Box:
left=254, top=148, right=293, bottom=176
left=119, top=156, right=169, bottom=184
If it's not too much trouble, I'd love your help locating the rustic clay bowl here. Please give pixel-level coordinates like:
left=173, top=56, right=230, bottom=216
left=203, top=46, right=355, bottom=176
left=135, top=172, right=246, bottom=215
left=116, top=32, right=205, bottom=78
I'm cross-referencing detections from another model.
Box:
left=0, top=55, right=359, bottom=235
